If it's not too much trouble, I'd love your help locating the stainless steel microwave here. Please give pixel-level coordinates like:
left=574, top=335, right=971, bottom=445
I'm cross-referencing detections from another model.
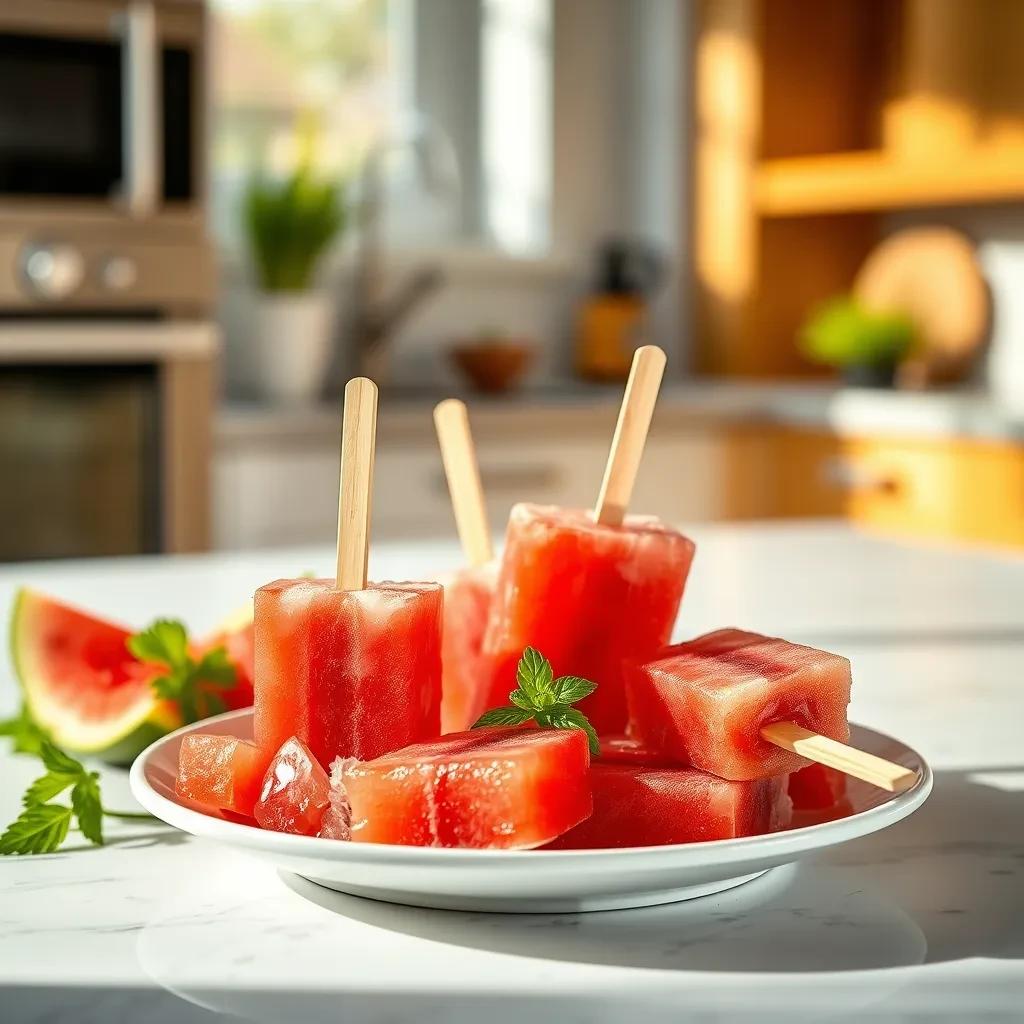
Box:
left=0, top=0, right=214, bottom=315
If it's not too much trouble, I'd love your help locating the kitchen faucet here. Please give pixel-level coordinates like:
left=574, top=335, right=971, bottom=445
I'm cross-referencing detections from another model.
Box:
left=339, top=120, right=460, bottom=384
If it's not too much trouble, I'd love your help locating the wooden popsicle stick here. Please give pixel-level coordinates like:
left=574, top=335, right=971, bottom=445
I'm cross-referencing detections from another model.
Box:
left=761, top=721, right=918, bottom=793
left=594, top=345, right=667, bottom=526
left=433, top=399, right=493, bottom=567
left=336, top=377, right=378, bottom=591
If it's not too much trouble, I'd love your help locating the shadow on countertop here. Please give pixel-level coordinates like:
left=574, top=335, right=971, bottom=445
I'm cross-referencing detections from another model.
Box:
left=283, top=766, right=1024, bottom=971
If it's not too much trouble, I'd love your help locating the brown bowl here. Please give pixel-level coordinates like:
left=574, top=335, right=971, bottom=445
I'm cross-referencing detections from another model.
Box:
left=450, top=340, right=535, bottom=394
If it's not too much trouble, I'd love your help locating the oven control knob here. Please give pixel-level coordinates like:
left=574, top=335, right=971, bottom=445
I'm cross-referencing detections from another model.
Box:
left=100, top=255, right=138, bottom=292
left=20, top=242, right=85, bottom=301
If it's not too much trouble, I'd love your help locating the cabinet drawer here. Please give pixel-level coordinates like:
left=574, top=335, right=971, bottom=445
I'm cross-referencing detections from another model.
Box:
left=842, top=438, right=1024, bottom=546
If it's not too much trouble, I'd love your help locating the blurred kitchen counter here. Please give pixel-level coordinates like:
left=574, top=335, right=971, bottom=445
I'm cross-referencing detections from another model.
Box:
left=214, top=382, right=1024, bottom=551
left=217, top=380, right=1024, bottom=444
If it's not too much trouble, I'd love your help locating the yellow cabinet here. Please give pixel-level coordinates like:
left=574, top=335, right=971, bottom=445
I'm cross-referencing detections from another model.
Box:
left=753, top=428, right=1024, bottom=548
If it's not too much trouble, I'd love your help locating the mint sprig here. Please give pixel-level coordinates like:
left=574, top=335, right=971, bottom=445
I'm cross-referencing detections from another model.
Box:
left=0, top=740, right=151, bottom=856
left=0, top=702, right=50, bottom=755
left=473, top=647, right=600, bottom=756
left=128, top=619, right=236, bottom=725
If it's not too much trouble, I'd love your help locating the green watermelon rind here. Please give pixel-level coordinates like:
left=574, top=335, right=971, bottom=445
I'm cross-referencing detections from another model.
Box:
left=9, top=588, right=180, bottom=765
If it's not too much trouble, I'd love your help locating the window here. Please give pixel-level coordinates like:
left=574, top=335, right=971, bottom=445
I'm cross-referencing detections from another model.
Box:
left=209, top=0, right=553, bottom=255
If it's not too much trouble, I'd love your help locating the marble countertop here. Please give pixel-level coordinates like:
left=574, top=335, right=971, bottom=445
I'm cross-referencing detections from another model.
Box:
left=219, top=381, right=1024, bottom=446
left=2, top=523, right=1023, bottom=1023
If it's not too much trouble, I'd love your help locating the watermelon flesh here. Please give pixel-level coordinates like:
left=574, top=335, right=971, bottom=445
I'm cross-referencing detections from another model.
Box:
left=788, top=762, right=848, bottom=811
left=440, top=564, right=496, bottom=733
left=176, top=734, right=270, bottom=818
left=626, top=628, right=852, bottom=781
left=12, top=588, right=179, bottom=758
left=254, top=579, right=443, bottom=766
left=482, top=504, right=695, bottom=733
left=254, top=736, right=331, bottom=836
left=330, top=727, right=592, bottom=848
left=546, top=764, right=792, bottom=850
left=599, top=735, right=682, bottom=768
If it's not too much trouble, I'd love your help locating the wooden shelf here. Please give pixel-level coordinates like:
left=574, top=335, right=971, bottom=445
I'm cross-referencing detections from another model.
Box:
left=755, top=147, right=1024, bottom=216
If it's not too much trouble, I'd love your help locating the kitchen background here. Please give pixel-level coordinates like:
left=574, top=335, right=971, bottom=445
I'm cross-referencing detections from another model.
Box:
left=2, top=0, right=1024, bottom=560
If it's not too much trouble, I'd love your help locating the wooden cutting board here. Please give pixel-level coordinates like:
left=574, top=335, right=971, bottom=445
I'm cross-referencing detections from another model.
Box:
left=853, top=226, right=990, bottom=386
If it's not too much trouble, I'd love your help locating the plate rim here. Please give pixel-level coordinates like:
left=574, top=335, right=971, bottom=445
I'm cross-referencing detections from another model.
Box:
left=129, top=708, right=933, bottom=865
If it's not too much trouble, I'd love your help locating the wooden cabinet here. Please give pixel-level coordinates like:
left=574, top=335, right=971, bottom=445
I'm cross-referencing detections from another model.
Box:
left=755, top=428, right=1024, bottom=547
left=695, top=0, right=1024, bottom=378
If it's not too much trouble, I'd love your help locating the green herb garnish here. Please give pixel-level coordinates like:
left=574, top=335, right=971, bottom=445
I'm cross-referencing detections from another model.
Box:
left=473, top=647, right=600, bottom=756
left=0, top=701, right=50, bottom=755
left=0, top=741, right=150, bottom=855
left=128, top=620, right=236, bottom=725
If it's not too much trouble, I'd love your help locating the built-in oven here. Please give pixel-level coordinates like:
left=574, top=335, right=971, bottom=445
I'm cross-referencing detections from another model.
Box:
left=0, top=1, right=217, bottom=560
left=0, top=322, right=215, bottom=560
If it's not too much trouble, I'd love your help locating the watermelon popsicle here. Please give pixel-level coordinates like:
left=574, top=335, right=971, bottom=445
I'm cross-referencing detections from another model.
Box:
left=325, top=727, right=592, bottom=848
left=433, top=399, right=497, bottom=733
left=440, top=564, right=496, bottom=732
left=546, top=763, right=791, bottom=850
left=626, top=628, right=918, bottom=792
left=254, top=378, right=443, bottom=765
left=480, top=347, right=696, bottom=732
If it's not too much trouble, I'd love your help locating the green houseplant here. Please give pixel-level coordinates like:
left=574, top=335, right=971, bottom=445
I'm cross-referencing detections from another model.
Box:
left=799, top=296, right=916, bottom=388
left=243, top=166, right=347, bottom=404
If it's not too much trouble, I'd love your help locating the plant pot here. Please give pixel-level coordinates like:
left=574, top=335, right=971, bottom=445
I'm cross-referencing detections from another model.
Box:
left=249, top=292, right=336, bottom=405
left=841, top=362, right=898, bottom=389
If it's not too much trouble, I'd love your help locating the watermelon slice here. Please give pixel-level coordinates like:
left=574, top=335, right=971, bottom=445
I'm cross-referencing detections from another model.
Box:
left=11, top=589, right=180, bottom=762
left=545, top=764, right=792, bottom=850
left=198, top=604, right=255, bottom=711
left=598, top=734, right=682, bottom=767
left=788, top=762, right=847, bottom=811
left=10, top=588, right=256, bottom=763
left=330, top=727, right=592, bottom=848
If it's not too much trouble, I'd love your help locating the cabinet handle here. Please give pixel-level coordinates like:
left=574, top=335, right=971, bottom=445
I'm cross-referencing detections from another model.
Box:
left=433, top=465, right=562, bottom=496
left=821, top=457, right=901, bottom=496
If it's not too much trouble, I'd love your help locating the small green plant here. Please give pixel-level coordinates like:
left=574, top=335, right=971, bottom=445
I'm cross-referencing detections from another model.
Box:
left=244, top=166, right=346, bottom=292
left=800, top=296, right=915, bottom=369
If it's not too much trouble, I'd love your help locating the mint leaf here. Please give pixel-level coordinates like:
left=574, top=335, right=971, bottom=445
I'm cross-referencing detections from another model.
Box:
left=195, top=648, right=236, bottom=688
left=127, top=619, right=188, bottom=668
left=0, top=803, right=73, bottom=855
left=472, top=648, right=600, bottom=755
left=0, top=703, right=50, bottom=755
left=546, top=707, right=601, bottom=757
left=516, top=647, right=553, bottom=705
left=3, top=735, right=150, bottom=855
left=39, top=740, right=86, bottom=778
left=131, top=618, right=236, bottom=726
left=71, top=774, right=104, bottom=846
left=473, top=706, right=534, bottom=728
left=24, top=770, right=79, bottom=806
left=508, top=690, right=534, bottom=711
left=550, top=675, right=597, bottom=705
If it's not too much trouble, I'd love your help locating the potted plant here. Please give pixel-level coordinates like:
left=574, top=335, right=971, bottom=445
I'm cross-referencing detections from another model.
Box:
left=244, top=165, right=346, bottom=404
left=799, top=296, right=916, bottom=388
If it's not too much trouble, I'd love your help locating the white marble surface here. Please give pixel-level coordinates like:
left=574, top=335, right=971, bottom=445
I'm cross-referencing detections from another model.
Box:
left=2, top=522, right=1023, bottom=1023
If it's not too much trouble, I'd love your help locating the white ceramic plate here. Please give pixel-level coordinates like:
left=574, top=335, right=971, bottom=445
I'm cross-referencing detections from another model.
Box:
left=130, top=708, right=932, bottom=913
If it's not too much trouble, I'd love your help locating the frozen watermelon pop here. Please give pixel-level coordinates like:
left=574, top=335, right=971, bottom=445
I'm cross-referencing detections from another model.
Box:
left=434, top=399, right=497, bottom=733
left=626, top=628, right=918, bottom=792
left=325, top=726, right=592, bottom=848
left=176, top=734, right=270, bottom=819
left=254, top=378, right=442, bottom=765
left=546, top=763, right=791, bottom=850
left=480, top=347, right=696, bottom=732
